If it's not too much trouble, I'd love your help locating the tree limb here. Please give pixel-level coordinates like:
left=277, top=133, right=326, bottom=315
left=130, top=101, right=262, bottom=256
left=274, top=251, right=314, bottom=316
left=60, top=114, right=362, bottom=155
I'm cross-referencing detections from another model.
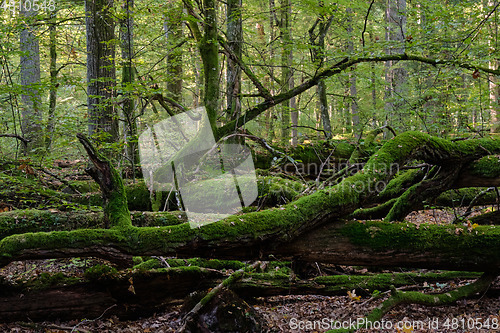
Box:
left=218, top=54, right=500, bottom=137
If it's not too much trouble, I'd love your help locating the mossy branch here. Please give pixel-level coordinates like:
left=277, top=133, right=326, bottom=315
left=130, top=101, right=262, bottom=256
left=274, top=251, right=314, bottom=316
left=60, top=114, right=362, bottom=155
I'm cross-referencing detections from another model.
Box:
left=385, top=165, right=463, bottom=222
left=218, top=54, right=500, bottom=136
left=326, top=271, right=497, bottom=333
left=349, top=272, right=497, bottom=333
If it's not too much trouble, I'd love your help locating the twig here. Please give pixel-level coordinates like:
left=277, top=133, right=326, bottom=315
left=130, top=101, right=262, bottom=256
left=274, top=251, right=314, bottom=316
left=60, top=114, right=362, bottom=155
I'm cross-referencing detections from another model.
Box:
left=0, top=134, right=30, bottom=146
left=38, top=167, right=82, bottom=195
left=285, top=125, right=327, bottom=137
left=453, top=187, right=495, bottom=224
left=152, top=256, right=171, bottom=267
left=71, top=304, right=117, bottom=333
left=315, top=149, right=335, bottom=183
left=361, top=0, right=375, bottom=48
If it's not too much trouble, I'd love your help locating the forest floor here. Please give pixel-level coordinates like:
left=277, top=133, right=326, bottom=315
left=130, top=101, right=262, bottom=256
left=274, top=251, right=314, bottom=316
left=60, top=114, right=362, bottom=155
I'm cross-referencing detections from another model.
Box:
left=0, top=270, right=499, bottom=333
left=0, top=208, right=498, bottom=333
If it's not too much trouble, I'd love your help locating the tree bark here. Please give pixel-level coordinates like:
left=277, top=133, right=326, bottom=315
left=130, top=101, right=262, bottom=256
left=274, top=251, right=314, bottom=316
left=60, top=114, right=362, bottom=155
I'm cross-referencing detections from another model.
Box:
left=164, top=0, right=183, bottom=102
left=384, top=0, right=407, bottom=135
left=46, top=11, right=58, bottom=150
left=86, top=0, right=118, bottom=143
left=200, top=0, right=220, bottom=135
left=226, top=0, right=242, bottom=121
left=279, top=0, right=292, bottom=144
left=119, top=0, right=139, bottom=167
left=20, top=0, right=43, bottom=153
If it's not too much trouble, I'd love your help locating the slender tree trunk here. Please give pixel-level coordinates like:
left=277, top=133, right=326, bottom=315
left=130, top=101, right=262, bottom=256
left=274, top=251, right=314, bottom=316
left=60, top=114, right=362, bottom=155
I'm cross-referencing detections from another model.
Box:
left=226, top=0, right=242, bottom=121
left=371, top=62, right=378, bottom=128
left=86, top=0, right=118, bottom=143
left=279, top=0, right=292, bottom=144
left=384, top=0, right=407, bottom=136
left=309, top=6, right=333, bottom=139
left=347, top=8, right=359, bottom=138
left=200, top=0, right=220, bottom=135
left=20, top=0, right=43, bottom=154
left=290, top=90, right=298, bottom=145
left=317, top=79, right=331, bottom=137
left=46, top=11, right=58, bottom=150
left=266, top=0, right=276, bottom=141
left=192, top=46, right=201, bottom=108
left=120, top=0, right=138, bottom=167
left=164, top=1, right=183, bottom=103
left=488, top=0, right=499, bottom=132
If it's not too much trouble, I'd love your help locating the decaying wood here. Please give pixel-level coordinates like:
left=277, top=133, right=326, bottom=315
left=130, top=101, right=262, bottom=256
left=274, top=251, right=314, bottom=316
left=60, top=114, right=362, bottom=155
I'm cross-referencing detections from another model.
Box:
left=0, top=267, right=482, bottom=322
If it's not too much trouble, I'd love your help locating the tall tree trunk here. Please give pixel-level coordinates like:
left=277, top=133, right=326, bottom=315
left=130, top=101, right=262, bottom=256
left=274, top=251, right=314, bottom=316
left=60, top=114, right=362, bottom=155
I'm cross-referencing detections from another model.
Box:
left=290, top=89, right=298, bottom=145
left=265, top=0, right=276, bottom=141
left=384, top=0, right=407, bottom=136
left=279, top=0, right=292, bottom=144
left=164, top=1, right=183, bottom=103
left=488, top=0, right=499, bottom=133
left=226, top=0, right=242, bottom=121
left=200, top=0, right=219, bottom=135
left=46, top=11, right=58, bottom=150
left=317, top=80, right=331, bottom=137
left=86, top=0, right=118, bottom=143
left=120, top=0, right=138, bottom=167
left=20, top=0, right=43, bottom=154
left=347, top=8, right=359, bottom=138
left=309, top=5, right=333, bottom=139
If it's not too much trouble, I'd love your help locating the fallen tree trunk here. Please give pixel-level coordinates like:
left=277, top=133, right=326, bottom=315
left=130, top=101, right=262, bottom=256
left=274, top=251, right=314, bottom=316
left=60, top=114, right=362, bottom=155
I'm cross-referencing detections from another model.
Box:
left=1, top=132, right=500, bottom=269
left=0, top=267, right=481, bottom=322
left=0, top=210, right=186, bottom=241
left=1, top=218, right=500, bottom=271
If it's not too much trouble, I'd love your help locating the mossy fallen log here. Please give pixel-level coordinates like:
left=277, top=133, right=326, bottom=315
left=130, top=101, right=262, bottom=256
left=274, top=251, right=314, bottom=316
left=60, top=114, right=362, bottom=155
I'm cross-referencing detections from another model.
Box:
left=0, top=265, right=481, bottom=322
left=0, top=266, right=222, bottom=322
left=0, top=210, right=186, bottom=241
left=1, top=132, right=500, bottom=270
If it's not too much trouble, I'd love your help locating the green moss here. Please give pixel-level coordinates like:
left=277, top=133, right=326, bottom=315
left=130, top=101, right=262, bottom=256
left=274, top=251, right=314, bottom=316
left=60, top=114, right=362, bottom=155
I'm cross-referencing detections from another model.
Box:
left=384, top=183, right=418, bottom=221
left=0, top=210, right=189, bottom=242
left=125, top=181, right=152, bottom=211
left=68, top=181, right=100, bottom=193
left=134, top=257, right=247, bottom=271
left=25, top=272, right=80, bottom=290
left=130, top=211, right=186, bottom=227
left=257, top=176, right=306, bottom=205
left=340, top=220, right=500, bottom=261
left=0, top=210, right=104, bottom=240
left=0, top=173, right=87, bottom=210
left=84, top=264, right=119, bottom=281
left=351, top=198, right=397, bottom=220
left=379, top=169, right=424, bottom=199
left=314, top=271, right=480, bottom=292
left=468, top=155, right=500, bottom=178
